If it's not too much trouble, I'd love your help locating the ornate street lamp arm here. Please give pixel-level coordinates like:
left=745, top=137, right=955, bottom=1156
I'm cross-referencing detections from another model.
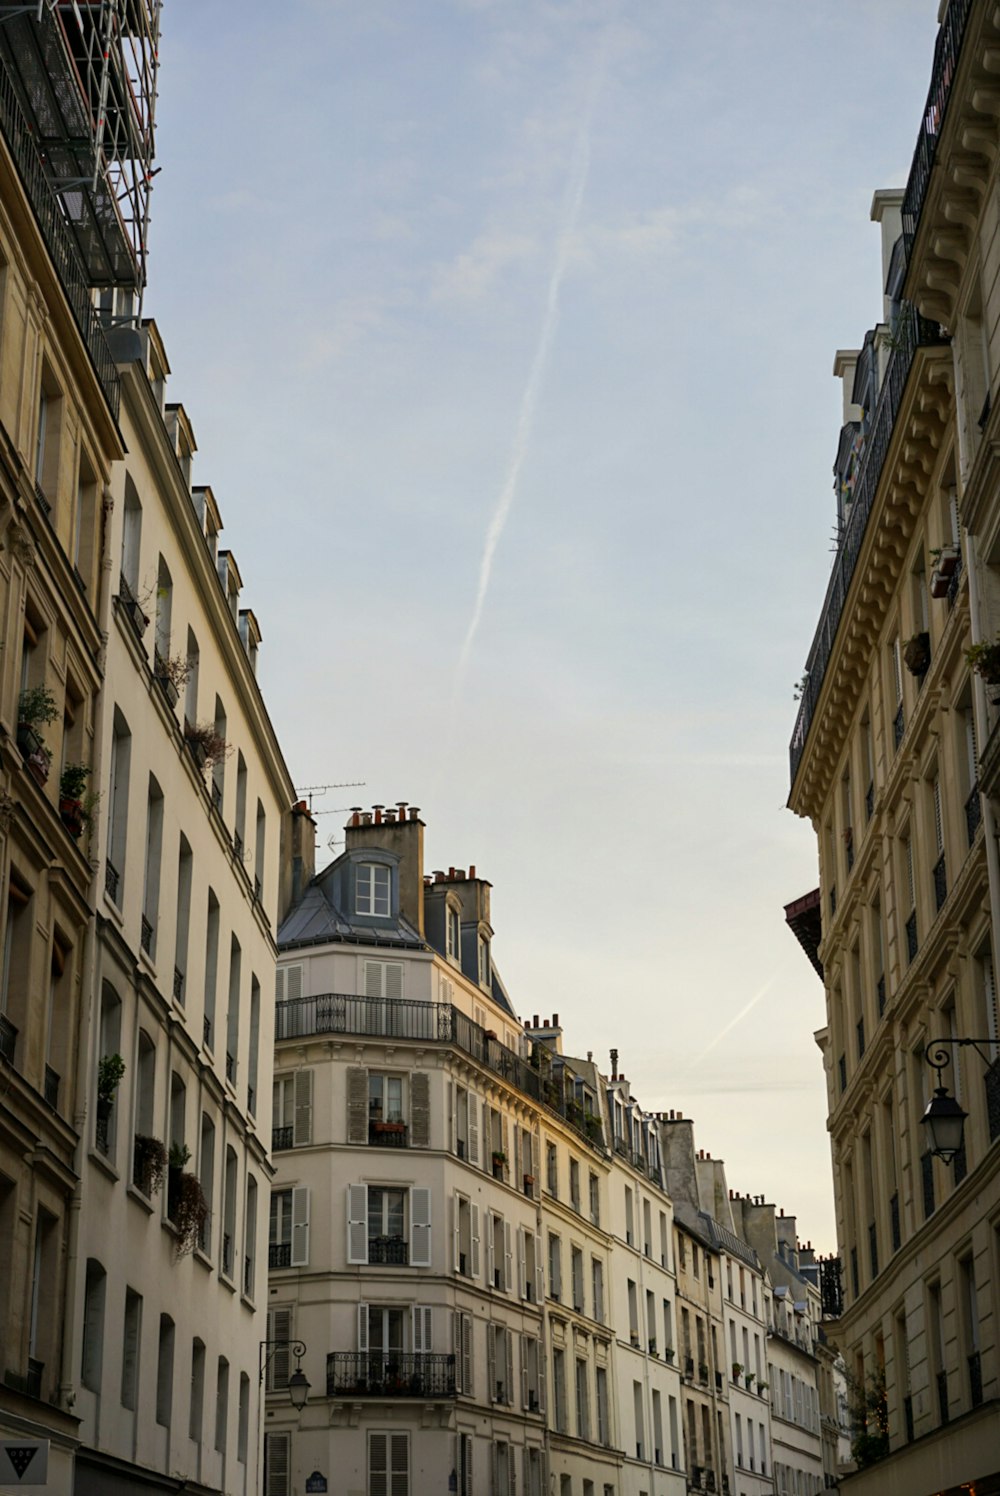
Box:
left=924, top=1036, right=995, bottom=1087
left=259, top=1338, right=307, bottom=1385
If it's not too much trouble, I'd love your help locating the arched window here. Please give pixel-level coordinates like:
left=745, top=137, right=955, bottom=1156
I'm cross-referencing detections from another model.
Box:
left=96, top=984, right=122, bottom=1157
left=121, top=473, right=142, bottom=595
left=154, top=554, right=172, bottom=665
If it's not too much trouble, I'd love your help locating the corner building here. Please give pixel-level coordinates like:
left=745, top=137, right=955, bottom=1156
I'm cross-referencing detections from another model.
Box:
left=787, top=5, right=1000, bottom=1493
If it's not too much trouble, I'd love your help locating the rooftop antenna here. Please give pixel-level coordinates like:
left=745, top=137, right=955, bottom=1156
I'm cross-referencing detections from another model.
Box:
left=295, top=781, right=365, bottom=814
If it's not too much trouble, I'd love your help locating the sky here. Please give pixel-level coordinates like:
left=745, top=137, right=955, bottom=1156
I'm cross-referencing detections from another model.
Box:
left=143, top=0, right=942, bottom=1252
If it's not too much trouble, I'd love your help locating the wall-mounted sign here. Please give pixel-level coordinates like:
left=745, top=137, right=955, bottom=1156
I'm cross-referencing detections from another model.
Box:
left=0, top=1440, right=50, bottom=1485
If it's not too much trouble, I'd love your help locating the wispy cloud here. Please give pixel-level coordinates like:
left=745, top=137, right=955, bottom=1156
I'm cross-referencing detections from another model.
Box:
left=431, top=230, right=536, bottom=303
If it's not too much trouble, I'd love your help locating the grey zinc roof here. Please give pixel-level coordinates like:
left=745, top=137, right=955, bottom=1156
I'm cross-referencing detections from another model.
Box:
left=699, top=1213, right=759, bottom=1271
left=490, top=965, right=517, bottom=1020
left=277, top=880, right=424, bottom=951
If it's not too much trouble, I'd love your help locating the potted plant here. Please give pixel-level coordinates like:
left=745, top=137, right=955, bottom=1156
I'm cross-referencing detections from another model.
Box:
left=930, top=544, right=960, bottom=578
left=523, top=1172, right=536, bottom=1193
left=184, top=721, right=228, bottom=771
left=903, top=631, right=931, bottom=676
left=664, top=1347, right=675, bottom=1363
left=97, top=1053, right=126, bottom=1113
left=491, top=1150, right=507, bottom=1177
left=17, top=685, right=58, bottom=782
left=133, top=1134, right=167, bottom=1196
left=699, top=1361, right=709, bottom=1381
left=967, top=638, right=1000, bottom=684
left=745, top=1371, right=755, bottom=1389
left=153, top=651, right=192, bottom=708
left=59, top=762, right=91, bottom=837
left=732, top=1361, right=743, bottom=1381
left=757, top=1379, right=769, bottom=1393
left=166, top=1146, right=209, bottom=1257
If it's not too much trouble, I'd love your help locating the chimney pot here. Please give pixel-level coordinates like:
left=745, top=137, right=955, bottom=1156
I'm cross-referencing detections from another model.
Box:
left=552, top=1013, right=559, bottom=1027
left=457, top=869, right=465, bottom=880
left=409, top=807, right=420, bottom=821
left=469, top=864, right=476, bottom=878
left=373, top=805, right=383, bottom=823
left=396, top=801, right=408, bottom=811
left=610, top=1047, right=619, bottom=1081
left=448, top=867, right=455, bottom=879
left=587, top=1050, right=592, bottom=1062
left=362, top=812, right=372, bottom=825
left=533, top=1015, right=539, bottom=1028
left=678, top=1111, right=683, bottom=1119
left=385, top=810, right=396, bottom=823
left=351, top=809, right=361, bottom=826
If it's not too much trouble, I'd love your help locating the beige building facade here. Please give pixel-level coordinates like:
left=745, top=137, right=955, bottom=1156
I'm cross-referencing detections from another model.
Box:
left=788, top=4, right=1000, bottom=1493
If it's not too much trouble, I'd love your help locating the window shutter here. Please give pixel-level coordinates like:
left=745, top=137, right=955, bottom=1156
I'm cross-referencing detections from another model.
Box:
left=504, top=1220, right=513, bottom=1293
left=347, top=1066, right=368, bottom=1144
left=412, top=1305, right=432, bottom=1354
left=517, top=1228, right=526, bottom=1299
left=508, top=1444, right=516, bottom=1496
left=463, top=1432, right=473, bottom=1494
left=293, top=1068, right=313, bottom=1146
left=487, top=1211, right=496, bottom=1287
left=468, top=1095, right=479, bottom=1167
left=385, top=963, right=403, bottom=1000
left=504, top=1330, right=513, bottom=1405
left=538, top=1338, right=546, bottom=1414
left=462, top=1313, right=472, bottom=1396
left=389, top=1433, right=409, bottom=1491
left=985, top=957, right=998, bottom=1056
left=410, top=1187, right=431, bottom=1267
left=534, top=1234, right=543, bottom=1306
left=470, top=1204, right=481, bottom=1279
left=447, top=1081, right=455, bottom=1153
left=290, top=1187, right=309, bottom=1266
left=522, top=1448, right=530, bottom=1496
left=364, top=961, right=382, bottom=998
left=347, top=1184, right=368, bottom=1263
left=492, top=1444, right=500, bottom=1496
left=452, top=1192, right=461, bottom=1272
left=357, top=1302, right=369, bottom=1353
left=520, top=1335, right=529, bottom=1409
left=276, top=965, right=302, bottom=1004
left=452, top=1312, right=461, bottom=1391
left=267, top=1307, right=291, bottom=1389
left=487, top=1324, right=496, bottom=1401
left=369, top=1433, right=387, bottom=1496
left=501, top=1114, right=509, bottom=1167
left=410, top=1071, right=430, bottom=1147
left=264, top=1431, right=290, bottom=1496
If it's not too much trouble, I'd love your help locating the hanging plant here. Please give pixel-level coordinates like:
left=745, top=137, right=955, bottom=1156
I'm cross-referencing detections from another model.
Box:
left=967, top=638, right=1000, bottom=685
left=168, top=1168, right=209, bottom=1257
left=97, top=1053, right=126, bottom=1104
left=133, top=1134, right=167, bottom=1196
left=902, top=632, right=931, bottom=676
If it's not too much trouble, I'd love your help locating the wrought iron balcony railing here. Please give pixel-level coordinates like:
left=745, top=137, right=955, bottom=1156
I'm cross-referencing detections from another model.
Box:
left=269, top=1242, right=291, bottom=1269
left=0, top=1013, right=17, bottom=1065
left=326, top=1351, right=456, bottom=1399
left=966, top=784, right=982, bottom=845
left=275, top=991, right=606, bottom=1152
left=272, top=1125, right=293, bottom=1151
left=789, top=307, right=947, bottom=786
left=901, top=0, right=973, bottom=257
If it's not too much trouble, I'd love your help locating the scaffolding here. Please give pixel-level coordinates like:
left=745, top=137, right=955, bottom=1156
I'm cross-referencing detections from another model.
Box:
left=0, top=0, right=160, bottom=299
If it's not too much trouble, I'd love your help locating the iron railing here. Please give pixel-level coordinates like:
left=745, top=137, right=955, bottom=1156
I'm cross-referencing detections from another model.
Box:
left=0, top=54, right=120, bottom=416
left=789, top=310, right=947, bottom=785
left=272, top=1125, right=293, bottom=1151
left=225, top=1050, right=236, bottom=1083
left=369, top=1122, right=408, bottom=1147
left=105, top=860, right=120, bottom=902
left=140, top=914, right=153, bottom=954
left=922, top=1151, right=935, bottom=1219
left=901, top=0, right=974, bottom=257
left=890, top=1191, right=901, bottom=1253
left=43, top=1065, right=59, bottom=1109
left=269, top=1242, right=291, bottom=1269
left=326, top=1351, right=456, bottom=1398
left=275, top=992, right=605, bottom=1151
left=966, top=785, right=982, bottom=845
left=969, top=1350, right=983, bottom=1409
left=986, top=1058, right=1000, bottom=1142
left=933, top=854, right=947, bottom=913
left=173, top=966, right=184, bottom=1004
left=369, top=1236, right=408, bottom=1265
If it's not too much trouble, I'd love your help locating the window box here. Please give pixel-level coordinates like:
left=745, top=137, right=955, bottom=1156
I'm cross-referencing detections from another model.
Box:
left=59, top=795, right=84, bottom=838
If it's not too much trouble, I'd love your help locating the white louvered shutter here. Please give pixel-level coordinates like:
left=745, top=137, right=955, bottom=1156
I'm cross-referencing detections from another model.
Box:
left=487, top=1324, right=496, bottom=1401
left=290, top=1186, right=309, bottom=1266
left=534, top=1234, right=543, bottom=1305
left=357, top=1302, right=369, bottom=1352
left=487, top=1211, right=496, bottom=1287
left=470, top=1203, right=480, bottom=1279
left=452, top=1192, right=461, bottom=1272
left=275, top=965, right=302, bottom=1005
left=520, top=1334, right=529, bottom=1408
left=369, top=1433, right=387, bottom=1496
left=462, top=1313, right=472, bottom=1396
left=412, top=1305, right=432, bottom=1354
left=385, top=963, right=403, bottom=1000
left=504, top=1329, right=514, bottom=1404
left=508, top=1444, right=516, bottom=1496
left=501, top=1114, right=509, bottom=1168
left=504, top=1220, right=513, bottom=1292
left=293, top=1068, right=313, bottom=1145
left=346, top=1066, right=368, bottom=1144
left=447, top=1081, right=455, bottom=1152
left=364, top=961, right=382, bottom=998
left=410, top=1187, right=431, bottom=1266
left=517, top=1228, right=526, bottom=1298
left=267, top=1307, right=291, bottom=1388
left=513, top=1123, right=521, bottom=1184
left=410, top=1071, right=430, bottom=1147
left=463, top=1433, right=473, bottom=1494
left=452, top=1312, right=461, bottom=1391
left=538, top=1343, right=546, bottom=1414
left=347, top=1184, right=368, bottom=1263
left=522, top=1448, right=530, bottom=1496
left=468, top=1094, right=479, bottom=1167
left=265, top=1431, right=289, bottom=1496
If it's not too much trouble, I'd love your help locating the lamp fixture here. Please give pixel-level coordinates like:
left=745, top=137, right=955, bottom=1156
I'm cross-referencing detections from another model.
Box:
left=259, top=1339, right=310, bottom=1411
left=920, top=1037, right=994, bottom=1164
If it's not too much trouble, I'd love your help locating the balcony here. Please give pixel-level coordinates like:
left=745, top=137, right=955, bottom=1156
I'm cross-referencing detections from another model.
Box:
left=274, top=991, right=604, bottom=1150
left=105, top=859, right=120, bottom=903
left=966, top=784, right=982, bottom=845
left=369, top=1120, right=408, bottom=1147
left=272, top=1125, right=293, bottom=1151
left=986, top=1058, right=1000, bottom=1142
left=326, top=1351, right=456, bottom=1399
left=369, top=1235, right=408, bottom=1266
left=900, top=0, right=973, bottom=258
left=269, top=1242, right=291, bottom=1269
left=43, top=1065, right=59, bottom=1110
left=789, top=307, right=948, bottom=786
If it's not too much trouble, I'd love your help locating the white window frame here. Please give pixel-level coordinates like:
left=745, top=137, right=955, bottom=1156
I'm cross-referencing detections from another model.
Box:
left=357, top=863, right=391, bottom=917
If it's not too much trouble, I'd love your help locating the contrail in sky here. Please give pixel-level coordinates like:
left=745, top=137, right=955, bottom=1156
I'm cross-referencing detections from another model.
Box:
left=684, top=971, right=781, bottom=1073
left=452, top=57, right=606, bottom=704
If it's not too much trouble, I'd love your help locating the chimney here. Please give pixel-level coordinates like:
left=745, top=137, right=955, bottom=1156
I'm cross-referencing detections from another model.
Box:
left=610, top=1048, right=619, bottom=1081
left=278, top=799, right=318, bottom=923
left=345, top=799, right=426, bottom=936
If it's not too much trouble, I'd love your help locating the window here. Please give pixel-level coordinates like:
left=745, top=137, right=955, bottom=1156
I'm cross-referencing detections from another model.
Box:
left=248, top=976, right=260, bottom=1115
left=625, top=1186, right=634, bottom=1245
left=226, top=935, right=241, bottom=1085
left=576, top=1357, right=590, bottom=1439
left=142, top=776, right=163, bottom=957
left=521, top=1334, right=543, bottom=1412
left=589, top=1171, right=600, bottom=1225
left=570, top=1158, right=581, bottom=1212
left=156, top=1314, right=175, bottom=1426
left=254, top=800, right=266, bottom=901
left=572, top=1246, right=585, bottom=1312
left=487, top=1209, right=512, bottom=1292
left=347, top=1184, right=430, bottom=1267
left=357, top=862, right=391, bottom=916
left=546, top=1142, right=558, bottom=1197
left=174, top=835, right=192, bottom=1005
left=203, top=889, right=219, bottom=1051
left=446, top=903, right=460, bottom=961
left=198, top=1113, right=215, bottom=1254
left=453, top=1311, right=473, bottom=1395
left=215, top=1357, right=229, bottom=1453
left=369, top=1072, right=404, bottom=1125
left=106, top=709, right=131, bottom=900
left=363, top=959, right=403, bottom=999
left=488, top=1323, right=514, bottom=1404
left=633, top=1379, right=645, bottom=1459
left=478, top=934, right=490, bottom=987
left=553, top=1348, right=567, bottom=1432
left=121, top=1289, right=142, bottom=1410
left=548, top=1234, right=562, bottom=1300
left=244, top=1177, right=258, bottom=1298
left=596, top=1365, right=610, bottom=1444
left=211, top=696, right=226, bottom=811
left=273, top=1068, right=312, bottom=1150
left=369, top=1432, right=408, bottom=1496
left=81, top=1259, right=106, bottom=1391
left=270, top=1186, right=309, bottom=1268
left=189, top=1339, right=205, bottom=1442
left=592, top=1258, right=605, bottom=1322
left=237, top=1374, right=249, bottom=1464
left=121, top=474, right=142, bottom=594
left=492, top=1441, right=515, bottom=1495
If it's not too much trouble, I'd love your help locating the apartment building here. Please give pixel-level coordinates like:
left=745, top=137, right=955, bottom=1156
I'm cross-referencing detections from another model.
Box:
left=69, top=317, right=294, bottom=1496
left=0, top=10, right=295, bottom=1494
left=787, top=5, right=1000, bottom=1493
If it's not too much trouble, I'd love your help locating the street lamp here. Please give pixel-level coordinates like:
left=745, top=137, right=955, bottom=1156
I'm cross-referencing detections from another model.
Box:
left=920, top=1038, right=993, bottom=1164
left=259, top=1339, right=310, bottom=1411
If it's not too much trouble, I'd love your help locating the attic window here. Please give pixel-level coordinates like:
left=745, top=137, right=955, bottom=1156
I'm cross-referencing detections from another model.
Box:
left=478, top=934, right=490, bottom=987
left=357, top=864, right=390, bottom=918
left=446, top=904, right=460, bottom=962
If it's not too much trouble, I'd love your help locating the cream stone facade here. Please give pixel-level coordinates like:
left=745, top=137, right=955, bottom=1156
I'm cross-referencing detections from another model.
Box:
left=787, top=5, right=1000, bottom=1493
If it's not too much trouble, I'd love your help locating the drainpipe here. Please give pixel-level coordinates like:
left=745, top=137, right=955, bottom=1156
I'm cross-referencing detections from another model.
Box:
left=60, top=478, right=116, bottom=1411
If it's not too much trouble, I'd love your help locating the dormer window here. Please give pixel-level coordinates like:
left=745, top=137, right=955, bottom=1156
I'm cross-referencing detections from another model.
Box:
left=446, top=905, right=460, bottom=962
left=478, top=935, right=490, bottom=987
left=357, top=863, right=390, bottom=917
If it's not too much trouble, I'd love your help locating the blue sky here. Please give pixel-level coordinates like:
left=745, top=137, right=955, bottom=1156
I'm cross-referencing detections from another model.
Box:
left=146, top=0, right=939, bottom=1248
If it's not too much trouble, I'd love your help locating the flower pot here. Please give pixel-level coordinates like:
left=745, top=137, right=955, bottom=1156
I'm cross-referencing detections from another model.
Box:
left=16, top=721, right=42, bottom=758
left=903, top=632, right=931, bottom=676
left=937, top=546, right=959, bottom=577
left=60, top=796, right=84, bottom=838
left=26, top=749, right=50, bottom=787
left=930, top=569, right=950, bottom=598
left=156, top=672, right=180, bottom=707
